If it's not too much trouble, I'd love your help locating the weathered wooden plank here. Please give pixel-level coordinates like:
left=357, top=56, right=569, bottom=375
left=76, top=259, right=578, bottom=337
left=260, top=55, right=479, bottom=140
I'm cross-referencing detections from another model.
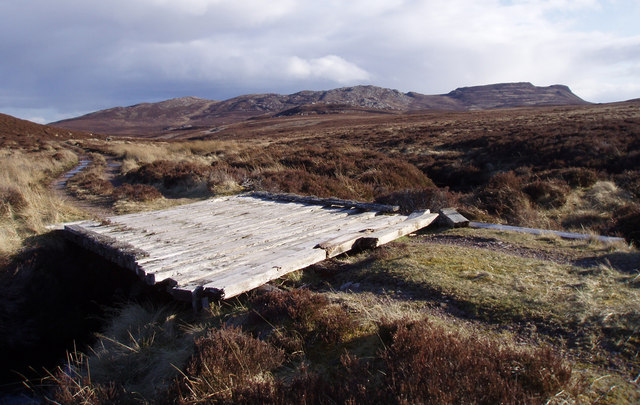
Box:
left=316, top=213, right=409, bottom=257
left=147, top=227, right=338, bottom=286
left=135, top=207, right=362, bottom=270
left=62, top=193, right=443, bottom=303
left=134, top=206, right=376, bottom=260
left=102, top=197, right=267, bottom=228
left=202, top=248, right=327, bottom=299
left=186, top=233, right=350, bottom=290
left=99, top=202, right=343, bottom=247
left=354, top=211, right=439, bottom=250
left=438, top=208, right=470, bottom=228
left=100, top=205, right=331, bottom=249
left=142, top=210, right=383, bottom=284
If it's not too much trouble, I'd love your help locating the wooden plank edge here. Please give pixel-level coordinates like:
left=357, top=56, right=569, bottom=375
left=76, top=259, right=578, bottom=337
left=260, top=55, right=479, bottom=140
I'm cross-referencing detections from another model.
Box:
left=46, top=220, right=101, bottom=231
left=249, top=191, right=399, bottom=213
left=354, top=211, right=439, bottom=250
left=202, top=248, right=327, bottom=300
left=63, top=224, right=150, bottom=279
left=176, top=211, right=436, bottom=303
left=316, top=214, right=410, bottom=257
left=317, top=229, right=377, bottom=258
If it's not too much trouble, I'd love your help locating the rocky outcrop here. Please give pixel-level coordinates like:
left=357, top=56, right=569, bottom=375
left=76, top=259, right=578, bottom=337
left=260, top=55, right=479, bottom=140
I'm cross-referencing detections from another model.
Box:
left=51, top=83, right=589, bottom=136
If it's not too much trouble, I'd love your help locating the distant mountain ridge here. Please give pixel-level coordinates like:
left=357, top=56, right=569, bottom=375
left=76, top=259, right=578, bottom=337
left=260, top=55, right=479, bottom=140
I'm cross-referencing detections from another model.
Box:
left=52, top=82, right=588, bottom=136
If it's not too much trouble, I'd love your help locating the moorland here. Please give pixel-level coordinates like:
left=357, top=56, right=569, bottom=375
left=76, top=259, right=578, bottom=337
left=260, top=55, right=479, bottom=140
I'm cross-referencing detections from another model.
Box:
left=1, top=84, right=639, bottom=403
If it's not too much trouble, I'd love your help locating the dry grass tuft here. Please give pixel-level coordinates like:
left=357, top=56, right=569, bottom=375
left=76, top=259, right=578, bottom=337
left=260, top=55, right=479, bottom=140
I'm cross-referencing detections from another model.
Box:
left=110, top=140, right=242, bottom=174
left=49, top=303, right=195, bottom=403
left=585, top=181, right=632, bottom=211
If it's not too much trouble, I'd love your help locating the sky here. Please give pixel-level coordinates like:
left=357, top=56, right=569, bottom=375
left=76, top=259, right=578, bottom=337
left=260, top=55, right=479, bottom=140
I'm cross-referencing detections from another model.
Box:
left=1, top=0, right=639, bottom=124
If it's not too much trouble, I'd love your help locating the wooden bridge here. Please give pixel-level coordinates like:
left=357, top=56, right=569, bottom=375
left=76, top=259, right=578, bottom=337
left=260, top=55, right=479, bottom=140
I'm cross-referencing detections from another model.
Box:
left=62, top=192, right=439, bottom=308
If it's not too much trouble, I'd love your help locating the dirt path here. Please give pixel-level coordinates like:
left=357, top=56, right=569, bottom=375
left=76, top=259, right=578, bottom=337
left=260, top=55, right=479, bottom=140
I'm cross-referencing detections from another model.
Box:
left=50, top=155, right=122, bottom=219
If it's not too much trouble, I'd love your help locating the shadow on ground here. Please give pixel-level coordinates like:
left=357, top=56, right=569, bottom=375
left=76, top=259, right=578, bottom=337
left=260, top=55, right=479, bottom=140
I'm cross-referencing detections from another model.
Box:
left=0, top=232, right=178, bottom=393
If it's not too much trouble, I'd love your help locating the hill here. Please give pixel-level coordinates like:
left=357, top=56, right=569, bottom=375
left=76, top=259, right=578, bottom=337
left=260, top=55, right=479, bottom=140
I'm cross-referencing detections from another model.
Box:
left=51, top=82, right=588, bottom=136
left=0, top=113, right=92, bottom=148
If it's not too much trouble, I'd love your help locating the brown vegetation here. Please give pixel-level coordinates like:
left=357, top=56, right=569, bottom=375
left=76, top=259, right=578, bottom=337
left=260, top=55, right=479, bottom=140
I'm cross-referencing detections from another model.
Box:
left=49, top=289, right=572, bottom=404
left=1, top=100, right=639, bottom=403
left=54, top=100, right=640, bottom=241
left=0, top=112, right=93, bottom=149
left=112, top=183, right=162, bottom=202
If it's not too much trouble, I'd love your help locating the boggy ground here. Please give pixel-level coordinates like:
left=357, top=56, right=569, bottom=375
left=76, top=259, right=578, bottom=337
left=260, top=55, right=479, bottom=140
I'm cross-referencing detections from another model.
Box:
left=1, top=101, right=639, bottom=403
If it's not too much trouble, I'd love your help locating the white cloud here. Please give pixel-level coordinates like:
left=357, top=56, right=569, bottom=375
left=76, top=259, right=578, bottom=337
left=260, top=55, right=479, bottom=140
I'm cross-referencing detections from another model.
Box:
left=287, top=56, right=371, bottom=83
left=140, top=0, right=296, bottom=23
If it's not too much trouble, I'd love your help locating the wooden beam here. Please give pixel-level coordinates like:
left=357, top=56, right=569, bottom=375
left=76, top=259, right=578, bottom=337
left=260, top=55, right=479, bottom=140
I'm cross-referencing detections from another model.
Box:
left=250, top=191, right=399, bottom=213
left=203, top=248, right=327, bottom=299
left=63, top=224, right=148, bottom=276
left=354, top=211, right=439, bottom=250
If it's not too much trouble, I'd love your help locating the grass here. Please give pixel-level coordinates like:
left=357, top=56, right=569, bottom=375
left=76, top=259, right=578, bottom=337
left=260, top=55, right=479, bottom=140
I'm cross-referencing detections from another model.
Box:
left=45, top=303, right=197, bottom=404
left=2, top=101, right=640, bottom=403
left=0, top=147, right=83, bottom=256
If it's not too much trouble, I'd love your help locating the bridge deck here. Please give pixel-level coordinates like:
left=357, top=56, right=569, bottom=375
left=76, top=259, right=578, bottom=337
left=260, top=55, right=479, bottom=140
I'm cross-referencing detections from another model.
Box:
left=62, top=193, right=438, bottom=307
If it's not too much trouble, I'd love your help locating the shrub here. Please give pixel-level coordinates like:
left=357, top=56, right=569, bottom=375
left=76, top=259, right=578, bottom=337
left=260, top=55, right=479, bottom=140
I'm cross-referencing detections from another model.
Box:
left=356, top=159, right=434, bottom=192
left=425, top=162, right=488, bottom=192
left=375, top=187, right=458, bottom=214
left=243, top=145, right=433, bottom=201
left=611, top=204, right=640, bottom=246
left=523, top=180, right=568, bottom=209
left=207, top=161, right=247, bottom=195
left=73, top=172, right=114, bottom=196
left=615, top=170, right=640, bottom=199
left=378, top=318, right=571, bottom=404
left=113, top=184, right=162, bottom=202
left=556, top=167, right=598, bottom=188
left=126, top=160, right=213, bottom=193
left=177, top=325, right=284, bottom=403
left=476, top=171, right=537, bottom=225
left=250, top=289, right=358, bottom=345
left=182, top=317, right=572, bottom=404
left=256, top=168, right=374, bottom=200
